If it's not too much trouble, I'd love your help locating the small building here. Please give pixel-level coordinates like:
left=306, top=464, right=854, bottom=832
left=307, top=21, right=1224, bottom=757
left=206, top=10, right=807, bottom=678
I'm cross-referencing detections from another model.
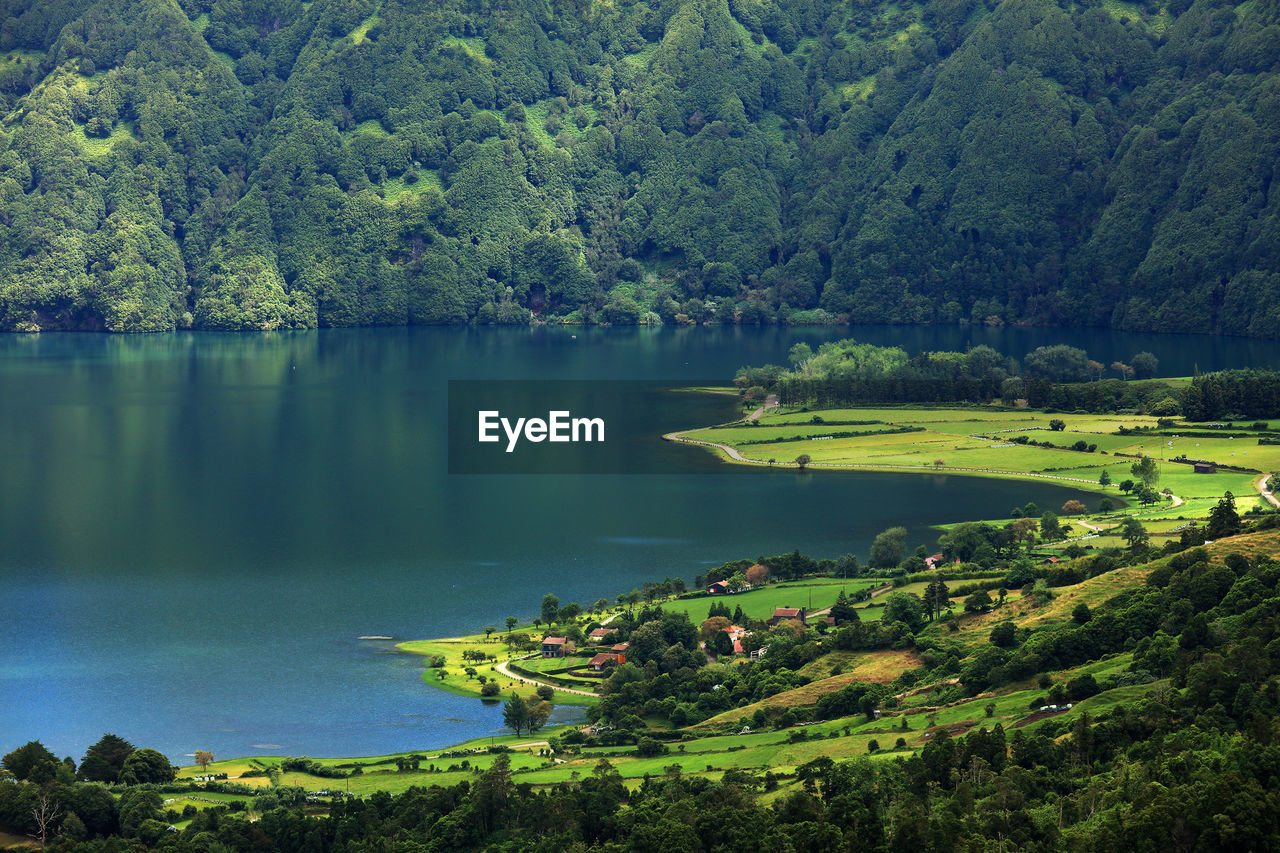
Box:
left=588, top=627, right=613, bottom=644
left=720, top=625, right=747, bottom=654
left=707, top=581, right=730, bottom=595
left=1194, top=462, right=1217, bottom=474
left=588, top=652, right=622, bottom=671
left=541, top=637, right=574, bottom=658
left=924, top=553, right=945, bottom=570
left=610, top=642, right=629, bottom=662
left=767, top=606, right=806, bottom=627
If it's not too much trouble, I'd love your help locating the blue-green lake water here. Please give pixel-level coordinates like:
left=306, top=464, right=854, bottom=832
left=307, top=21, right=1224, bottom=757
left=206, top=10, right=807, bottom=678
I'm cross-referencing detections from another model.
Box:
left=4, top=324, right=1279, bottom=763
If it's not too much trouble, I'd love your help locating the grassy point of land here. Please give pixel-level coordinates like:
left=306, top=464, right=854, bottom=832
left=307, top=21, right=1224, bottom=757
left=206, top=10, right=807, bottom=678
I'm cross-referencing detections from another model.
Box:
left=398, top=632, right=597, bottom=707
left=674, top=403, right=1269, bottom=548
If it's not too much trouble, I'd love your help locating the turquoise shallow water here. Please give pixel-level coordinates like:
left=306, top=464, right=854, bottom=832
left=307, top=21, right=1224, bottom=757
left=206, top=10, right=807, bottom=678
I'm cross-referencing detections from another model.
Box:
left=2, top=325, right=1276, bottom=763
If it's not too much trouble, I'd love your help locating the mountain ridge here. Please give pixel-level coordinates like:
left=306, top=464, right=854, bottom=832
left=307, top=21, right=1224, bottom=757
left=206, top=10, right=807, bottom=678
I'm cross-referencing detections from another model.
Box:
left=0, top=0, right=1277, bottom=332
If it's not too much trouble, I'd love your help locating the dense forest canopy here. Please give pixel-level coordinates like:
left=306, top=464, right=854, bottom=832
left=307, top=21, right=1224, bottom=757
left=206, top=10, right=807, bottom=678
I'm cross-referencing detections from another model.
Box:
left=0, top=0, right=1277, bottom=332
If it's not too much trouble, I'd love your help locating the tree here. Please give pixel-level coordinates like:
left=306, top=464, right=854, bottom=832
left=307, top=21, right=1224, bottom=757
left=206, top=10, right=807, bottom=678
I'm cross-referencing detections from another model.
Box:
left=829, top=591, right=859, bottom=625
left=1024, top=346, right=1089, bottom=382
left=1119, top=479, right=1135, bottom=494
left=699, top=616, right=732, bottom=643
left=506, top=616, right=518, bottom=634
left=502, top=693, right=530, bottom=735
left=118, top=749, right=176, bottom=785
left=869, top=527, right=908, bottom=569
left=1119, top=517, right=1149, bottom=549
left=485, top=626, right=495, bottom=641
left=1130, top=456, right=1159, bottom=488
left=194, top=751, right=215, bottom=773
left=2, top=741, right=59, bottom=782
left=1131, top=352, right=1159, bottom=379
left=32, top=789, right=61, bottom=849
left=527, top=698, right=553, bottom=733
left=1040, top=512, right=1062, bottom=540
left=1010, top=518, right=1039, bottom=551
left=1067, top=673, right=1100, bottom=701
left=1049, top=419, right=1066, bottom=431
left=80, top=734, right=135, bottom=783
left=964, top=590, right=993, bottom=612
left=923, top=578, right=952, bottom=621
left=541, top=594, right=560, bottom=626
left=1061, top=500, right=1086, bottom=515
left=881, top=592, right=925, bottom=633
left=1099, top=470, right=1112, bottom=486
left=990, top=621, right=1016, bottom=647
left=1206, top=492, right=1241, bottom=539
left=795, top=453, right=811, bottom=469
left=744, top=563, right=770, bottom=586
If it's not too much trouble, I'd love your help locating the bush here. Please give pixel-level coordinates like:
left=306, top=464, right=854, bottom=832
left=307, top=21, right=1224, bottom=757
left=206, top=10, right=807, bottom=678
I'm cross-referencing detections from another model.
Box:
left=1066, top=673, right=1100, bottom=701
left=634, top=738, right=667, bottom=757
left=480, top=681, right=500, bottom=697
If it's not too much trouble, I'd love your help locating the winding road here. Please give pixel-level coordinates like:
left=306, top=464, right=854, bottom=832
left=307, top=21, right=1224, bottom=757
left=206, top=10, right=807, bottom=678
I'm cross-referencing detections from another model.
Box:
left=493, top=654, right=600, bottom=698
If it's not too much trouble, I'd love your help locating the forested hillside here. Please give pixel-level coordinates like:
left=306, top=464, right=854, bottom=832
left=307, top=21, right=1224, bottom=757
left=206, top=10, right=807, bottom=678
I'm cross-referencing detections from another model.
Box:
left=0, top=0, right=1277, bottom=331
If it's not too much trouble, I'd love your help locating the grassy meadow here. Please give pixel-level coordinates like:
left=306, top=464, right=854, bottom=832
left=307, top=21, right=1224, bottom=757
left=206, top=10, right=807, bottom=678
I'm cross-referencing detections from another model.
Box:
left=678, top=405, right=1275, bottom=543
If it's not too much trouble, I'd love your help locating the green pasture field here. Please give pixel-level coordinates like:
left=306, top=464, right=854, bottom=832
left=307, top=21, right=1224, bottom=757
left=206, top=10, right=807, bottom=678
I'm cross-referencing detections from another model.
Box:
left=666, top=578, right=884, bottom=625
left=680, top=406, right=1271, bottom=517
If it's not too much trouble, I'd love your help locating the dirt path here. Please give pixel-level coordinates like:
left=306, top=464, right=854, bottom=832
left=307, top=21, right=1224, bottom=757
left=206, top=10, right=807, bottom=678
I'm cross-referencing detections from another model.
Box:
left=1257, top=474, right=1279, bottom=508
left=747, top=394, right=779, bottom=422
left=493, top=655, right=599, bottom=698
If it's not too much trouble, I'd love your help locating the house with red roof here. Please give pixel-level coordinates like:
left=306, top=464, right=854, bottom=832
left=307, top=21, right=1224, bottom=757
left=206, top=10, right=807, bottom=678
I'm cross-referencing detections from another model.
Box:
left=767, top=606, right=806, bottom=627
left=588, top=652, right=623, bottom=671
left=541, top=637, right=574, bottom=657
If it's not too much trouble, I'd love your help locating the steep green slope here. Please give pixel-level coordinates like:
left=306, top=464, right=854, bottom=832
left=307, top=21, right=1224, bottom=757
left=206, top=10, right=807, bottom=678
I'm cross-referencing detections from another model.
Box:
left=0, top=0, right=1277, bottom=331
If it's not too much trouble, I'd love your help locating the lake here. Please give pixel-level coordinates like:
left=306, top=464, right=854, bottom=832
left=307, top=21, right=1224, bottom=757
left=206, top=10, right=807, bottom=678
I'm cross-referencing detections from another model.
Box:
left=3, top=324, right=1278, bottom=763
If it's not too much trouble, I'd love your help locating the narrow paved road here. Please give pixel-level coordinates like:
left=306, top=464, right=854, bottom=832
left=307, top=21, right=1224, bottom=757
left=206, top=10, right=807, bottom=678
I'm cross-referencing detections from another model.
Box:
left=493, top=655, right=599, bottom=697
